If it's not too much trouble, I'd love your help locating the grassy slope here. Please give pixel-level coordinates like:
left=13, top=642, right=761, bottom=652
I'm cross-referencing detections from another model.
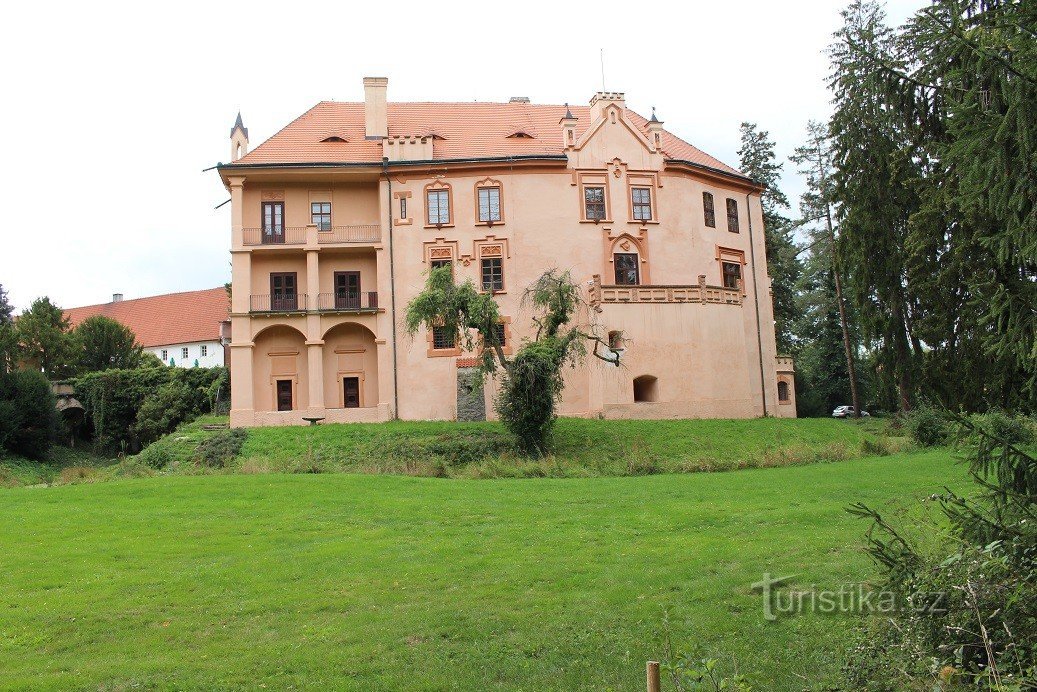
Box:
left=0, top=446, right=114, bottom=487
left=239, top=416, right=896, bottom=477
left=0, top=451, right=965, bottom=690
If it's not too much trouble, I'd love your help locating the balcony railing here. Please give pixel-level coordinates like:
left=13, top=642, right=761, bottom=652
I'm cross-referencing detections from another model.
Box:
left=247, top=293, right=380, bottom=313
left=589, top=274, right=743, bottom=308
left=317, top=224, right=381, bottom=244
left=242, top=227, right=307, bottom=246
left=316, top=292, right=379, bottom=311
left=250, top=294, right=309, bottom=313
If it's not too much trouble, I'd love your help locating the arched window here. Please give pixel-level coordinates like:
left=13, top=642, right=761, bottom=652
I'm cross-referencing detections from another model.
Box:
left=633, top=375, right=658, bottom=403
left=778, top=380, right=790, bottom=402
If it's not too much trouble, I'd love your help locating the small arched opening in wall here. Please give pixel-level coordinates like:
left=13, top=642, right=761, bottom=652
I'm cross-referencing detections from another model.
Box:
left=633, top=375, right=658, bottom=403
left=777, top=380, right=790, bottom=403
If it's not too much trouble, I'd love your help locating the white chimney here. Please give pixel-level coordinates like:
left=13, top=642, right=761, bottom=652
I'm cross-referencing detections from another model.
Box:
left=112, top=293, right=123, bottom=302
left=363, top=77, right=388, bottom=139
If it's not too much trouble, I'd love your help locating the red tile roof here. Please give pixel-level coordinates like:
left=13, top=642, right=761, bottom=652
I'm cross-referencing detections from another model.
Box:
left=65, top=288, right=228, bottom=348
left=236, top=101, right=742, bottom=175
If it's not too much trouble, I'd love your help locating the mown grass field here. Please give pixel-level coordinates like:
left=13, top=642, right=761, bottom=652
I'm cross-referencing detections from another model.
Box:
left=0, top=450, right=966, bottom=690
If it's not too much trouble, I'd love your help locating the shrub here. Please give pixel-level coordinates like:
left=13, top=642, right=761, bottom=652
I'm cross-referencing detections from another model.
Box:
left=904, top=405, right=952, bottom=447
left=132, top=380, right=194, bottom=447
left=74, top=366, right=227, bottom=454
left=195, top=429, right=247, bottom=468
left=0, top=369, right=57, bottom=460
left=845, top=412, right=1037, bottom=689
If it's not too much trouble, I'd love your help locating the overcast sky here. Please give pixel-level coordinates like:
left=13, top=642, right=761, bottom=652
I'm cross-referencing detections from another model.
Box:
left=0, top=0, right=924, bottom=312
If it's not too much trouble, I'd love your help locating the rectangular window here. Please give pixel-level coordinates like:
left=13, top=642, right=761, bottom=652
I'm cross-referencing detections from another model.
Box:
left=432, top=325, right=456, bottom=350
left=270, top=272, right=298, bottom=311
left=311, top=202, right=331, bottom=231
left=161, top=349, right=168, bottom=362
left=614, top=253, right=640, bottom=285
left=491, top=322, right=506, bottom=347
left=631, top=187, right=652, bottom=221
left=400, top=196, right=407, bottom=220
left=200, top=345, right=208, bottom=357
left=477, top=187, right=502, bottom=223
left=722, top=261, right=742, bottom=290
left=703, top=192, right=716, bottom=228
left=181, top=347, right=189, bottom=360
left=726, top=198, right=740, bottom=232
left=262, top=201, right=285, bottom=243
left=481, top=257, right=504, bottom=292
left=584, top=186, right=606, bottom=220
left=430, top=258, right=452, bottom=276
left=427, top=189, right=450, bottom=225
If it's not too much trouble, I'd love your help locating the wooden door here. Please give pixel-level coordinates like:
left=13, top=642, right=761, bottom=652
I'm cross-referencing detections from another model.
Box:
left=335, top=271, right=361, bottom=310
left=270, top=272, right=297, bottom=311
left=262, top=202, right=285, bottom=244
left=343, top=377, right=360, bottom=408
left=276, top=380, right=293, bottom=411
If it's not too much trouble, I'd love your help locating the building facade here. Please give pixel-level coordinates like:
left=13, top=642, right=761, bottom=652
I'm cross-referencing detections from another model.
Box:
left=65, top=288, right=229, bottom=368
left=219, top=78, right=796, bottom=427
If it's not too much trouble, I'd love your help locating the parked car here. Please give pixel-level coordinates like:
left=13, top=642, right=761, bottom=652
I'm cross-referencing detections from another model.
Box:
left=832, top=405, right=870, bottom=418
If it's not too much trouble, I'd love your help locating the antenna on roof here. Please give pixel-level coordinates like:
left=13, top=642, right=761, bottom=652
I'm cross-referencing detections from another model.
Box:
left=600, top=48, right=606, bottom=91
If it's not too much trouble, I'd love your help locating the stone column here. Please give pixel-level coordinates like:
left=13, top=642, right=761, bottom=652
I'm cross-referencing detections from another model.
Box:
left=306, top=341, right=324, bottom=411
left=229, top=343, right=254, bottom=427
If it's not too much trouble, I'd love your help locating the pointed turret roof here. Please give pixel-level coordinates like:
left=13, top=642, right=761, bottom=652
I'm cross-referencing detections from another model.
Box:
left=230, top=111, right=248, bottom=139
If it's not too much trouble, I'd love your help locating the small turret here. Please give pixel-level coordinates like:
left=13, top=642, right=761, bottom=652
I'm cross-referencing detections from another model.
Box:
left=230, top=112, right=249, bottom=162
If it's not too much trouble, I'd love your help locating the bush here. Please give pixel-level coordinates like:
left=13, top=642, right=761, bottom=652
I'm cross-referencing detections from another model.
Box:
left=0, top=369, right=57, bottom=460
left=195, top=429, right=247, bottom=468
left=132, top=380, right=194, bottom=447
left=73, top=366, right=228, bottom=454
left=845, top=412, right=1037, bottom=689
left=904, top=405, right=952, bottom=447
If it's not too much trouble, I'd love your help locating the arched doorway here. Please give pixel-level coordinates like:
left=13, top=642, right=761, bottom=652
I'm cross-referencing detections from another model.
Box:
left=252, top=325, right=308, bottom=412
left=322, top=323, right=379, bottom=409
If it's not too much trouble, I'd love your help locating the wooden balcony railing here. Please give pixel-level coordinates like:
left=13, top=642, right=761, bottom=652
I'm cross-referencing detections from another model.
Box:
left=242, top=227, right=307, bottom=246
left=316, top=292, right=379, bottom=311
left=317, top=224, right=381, bottom=244
left=588, top=274, right=743, bottom=309
left=249, top=294, right=310, bottom=313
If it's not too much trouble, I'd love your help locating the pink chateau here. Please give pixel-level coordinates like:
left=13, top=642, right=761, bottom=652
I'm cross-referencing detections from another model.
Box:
left=218, top=78, right=796, bottom=427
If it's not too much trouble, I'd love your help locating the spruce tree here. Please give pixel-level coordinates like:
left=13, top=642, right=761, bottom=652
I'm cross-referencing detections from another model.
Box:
left=791, top=121, right=862, bottom=417
left=737, top=122, right=801, bottom=354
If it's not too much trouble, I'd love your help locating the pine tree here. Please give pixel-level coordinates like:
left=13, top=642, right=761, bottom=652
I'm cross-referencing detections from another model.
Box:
left=0, top=284, right=15, bottom=372
left=830, top=0, right=1037, bottom=412
left=829, top=0, right=922, bottom=413
left=790, top=121, right=862, bottom=418
left=738, top=122, right=801, bottom=354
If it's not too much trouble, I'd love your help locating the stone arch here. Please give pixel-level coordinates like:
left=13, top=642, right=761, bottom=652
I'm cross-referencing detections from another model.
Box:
left=633, top=374, right=658, bottom=403
left=252, top=325, right=308, bottom=412
left=322, top=322, right=379, bottom=409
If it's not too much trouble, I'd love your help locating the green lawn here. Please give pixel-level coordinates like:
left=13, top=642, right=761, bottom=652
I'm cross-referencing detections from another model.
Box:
left=231, top=416, right=897, bottom=478
left=0, top=450, right=965, bottom=690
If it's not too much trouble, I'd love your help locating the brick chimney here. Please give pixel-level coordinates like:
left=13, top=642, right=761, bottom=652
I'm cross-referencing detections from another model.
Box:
left=363, top=77, right=388, bottom=139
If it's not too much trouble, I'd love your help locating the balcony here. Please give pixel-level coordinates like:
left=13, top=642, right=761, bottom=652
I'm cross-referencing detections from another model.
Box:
left=242, top=227, right=307, bottom=246
left=589, top=275, right=742, bottom=309
left=241, top=224, right=381, bottom=247
left=250, top=294, right=310, bottom=313
left=317, top=224, right=380, bottom=244
left=248, top=293, right=381, bottom=314
left=316, top=292, right=379, bottom=312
